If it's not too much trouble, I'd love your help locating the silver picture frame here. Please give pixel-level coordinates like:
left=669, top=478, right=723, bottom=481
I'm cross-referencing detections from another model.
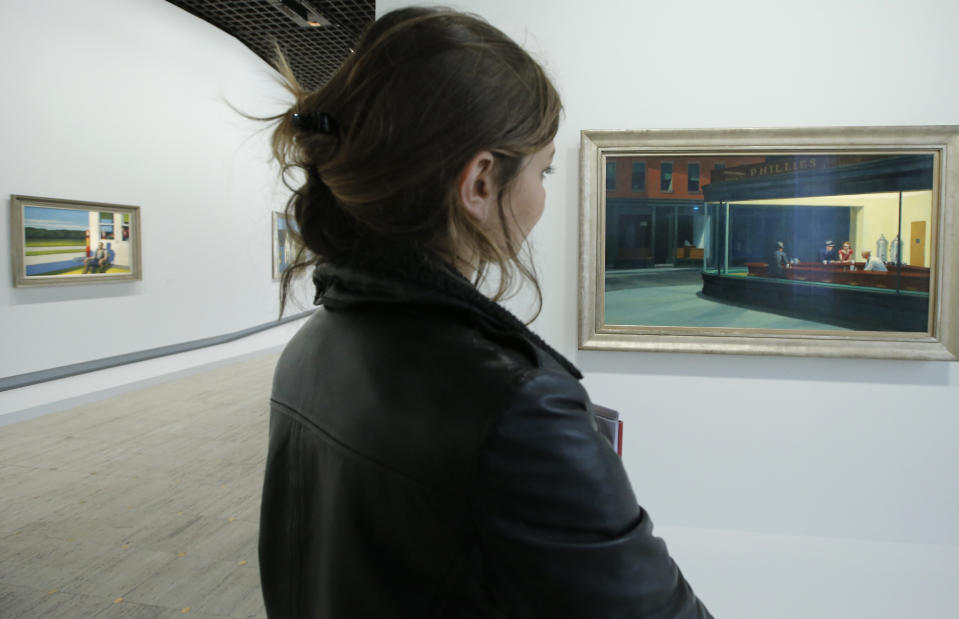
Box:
left=10, top=195, right=143, bottom=287
left=578, top=126, right=959, bottom=360
left=271, top=210, right=297, bottom=281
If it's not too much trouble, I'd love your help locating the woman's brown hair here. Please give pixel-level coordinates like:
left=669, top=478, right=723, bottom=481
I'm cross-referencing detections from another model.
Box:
left=269, top=7, right=562, bottom=317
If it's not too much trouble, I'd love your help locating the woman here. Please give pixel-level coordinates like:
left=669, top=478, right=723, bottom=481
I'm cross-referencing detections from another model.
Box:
left=258, top=8, right=711, bottom=618
left=838, top=241, right=854, bottom=264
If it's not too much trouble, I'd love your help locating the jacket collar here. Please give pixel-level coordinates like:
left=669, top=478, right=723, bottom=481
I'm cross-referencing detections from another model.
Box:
left=312, top=255, right=582, bottom=379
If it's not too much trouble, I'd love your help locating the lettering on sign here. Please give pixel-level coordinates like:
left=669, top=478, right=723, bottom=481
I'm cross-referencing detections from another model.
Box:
left=748, top=158, right=817, bottom=177
left=711, top=155, right=864, bottom=184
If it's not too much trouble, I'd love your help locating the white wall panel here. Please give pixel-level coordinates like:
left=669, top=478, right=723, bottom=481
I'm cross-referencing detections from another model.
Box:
left=0, top=0, right=296, bottom=376
left=377, top=1, right=959, bottom=615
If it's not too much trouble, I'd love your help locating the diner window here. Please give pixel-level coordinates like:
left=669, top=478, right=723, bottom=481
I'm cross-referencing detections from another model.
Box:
left=660, top=162, right=673, bottom=192
left=631, top=161, right=646, bottom=191
left=99, top=212, right=114, bottom=240
left=688, top=163, right=701, bottom=192
left=606, top=161, right=617, bottom=191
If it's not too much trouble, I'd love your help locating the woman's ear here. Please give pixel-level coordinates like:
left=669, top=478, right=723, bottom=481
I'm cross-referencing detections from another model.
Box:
left=457, top=151, right=497, bottom=224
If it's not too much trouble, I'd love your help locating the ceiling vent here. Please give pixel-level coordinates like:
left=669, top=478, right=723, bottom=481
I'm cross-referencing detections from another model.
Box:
left=166, top=0, right=375, bottom=89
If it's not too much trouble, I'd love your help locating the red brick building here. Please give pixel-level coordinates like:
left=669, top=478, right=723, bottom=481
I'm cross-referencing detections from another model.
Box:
left=604, top=155, right=768, bottom=268
left=606, top=155, right=766, bottom=200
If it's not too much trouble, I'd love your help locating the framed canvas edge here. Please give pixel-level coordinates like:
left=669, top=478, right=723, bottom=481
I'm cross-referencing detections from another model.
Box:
left=10, top=195, right=143, bottom=288
left=577, top=126, right=959, bottom=361
left=935, top=130, right=959, bottom=359
left=271, top=210, right=282, bottom=281
left=578, top=332, right=956, bottom=361
left=578, top=132, right=601, bottom=350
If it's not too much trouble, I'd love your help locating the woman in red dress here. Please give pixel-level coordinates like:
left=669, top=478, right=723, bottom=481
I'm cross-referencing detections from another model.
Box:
left=838, top=241, right=854, bottom=263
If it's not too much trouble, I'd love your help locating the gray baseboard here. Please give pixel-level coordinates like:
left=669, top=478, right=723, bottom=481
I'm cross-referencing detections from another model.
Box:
left=0, top=310, right=314, bottom=393
left=0, top=345, right=287, bottom=427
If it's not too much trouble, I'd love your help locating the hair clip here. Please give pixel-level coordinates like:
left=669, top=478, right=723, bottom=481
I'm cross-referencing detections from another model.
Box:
left=291, top=112, right=309, bottom=130
left=316, top=112, right=336, bottom=135
left=291, top=111, right=337, bottom=135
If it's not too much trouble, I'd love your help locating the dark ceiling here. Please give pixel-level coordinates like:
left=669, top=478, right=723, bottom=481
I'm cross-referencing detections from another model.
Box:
left=166, top=0, right=375, bottom=90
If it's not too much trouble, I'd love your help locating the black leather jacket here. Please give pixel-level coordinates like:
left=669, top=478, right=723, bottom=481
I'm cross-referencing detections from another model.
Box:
left=259, top=258, right=711, bottom=618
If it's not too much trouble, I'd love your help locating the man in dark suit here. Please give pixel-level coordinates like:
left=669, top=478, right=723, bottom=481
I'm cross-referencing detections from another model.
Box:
left=770, top=241, right=789, bottom=277
left=817, top=240, right=839, bottom=263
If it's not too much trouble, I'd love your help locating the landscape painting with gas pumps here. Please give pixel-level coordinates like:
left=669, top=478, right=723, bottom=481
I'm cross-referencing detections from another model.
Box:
left=10, top=195, right=142, bottom=287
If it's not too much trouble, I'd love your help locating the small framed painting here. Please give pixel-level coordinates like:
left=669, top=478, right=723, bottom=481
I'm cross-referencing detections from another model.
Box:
left=272, top=211, right=299, bottom=280
left=10, top=195, right=142, bottom=287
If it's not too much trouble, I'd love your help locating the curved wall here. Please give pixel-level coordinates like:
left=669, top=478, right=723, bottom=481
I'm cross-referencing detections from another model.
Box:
left=0, top=0, right=298, bottom=378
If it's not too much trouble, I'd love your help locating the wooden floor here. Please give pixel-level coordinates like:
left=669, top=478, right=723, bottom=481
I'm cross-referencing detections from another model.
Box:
left=0, top=352, right=279, bottom=618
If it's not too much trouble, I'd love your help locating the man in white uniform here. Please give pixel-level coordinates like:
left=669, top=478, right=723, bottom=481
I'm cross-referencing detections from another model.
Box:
left=861, top=249, right=887, bottom=272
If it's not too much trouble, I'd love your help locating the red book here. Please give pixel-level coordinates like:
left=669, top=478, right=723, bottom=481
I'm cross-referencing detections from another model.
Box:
left=592, top=405, right=623, bottom=457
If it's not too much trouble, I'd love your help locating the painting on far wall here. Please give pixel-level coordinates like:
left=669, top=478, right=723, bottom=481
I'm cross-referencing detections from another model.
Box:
left=9, top=195, right=142, bottom=287
left=272, top=211, right=300, bottom=280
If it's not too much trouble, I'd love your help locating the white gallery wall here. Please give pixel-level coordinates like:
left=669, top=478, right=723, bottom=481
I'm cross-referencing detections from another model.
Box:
left=370, top=1, right=958, bottom=617
left=0, top=0, right=956, bottom=615
left=0, top=0, right=296, bottom=378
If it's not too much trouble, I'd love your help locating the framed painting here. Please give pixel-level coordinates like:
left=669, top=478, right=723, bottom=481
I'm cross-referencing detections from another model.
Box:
left=579, top=126, right=959, bottom=360
left=272, top=211, right=299, bottom=280
left=10, top=195, right=142, bottom=287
